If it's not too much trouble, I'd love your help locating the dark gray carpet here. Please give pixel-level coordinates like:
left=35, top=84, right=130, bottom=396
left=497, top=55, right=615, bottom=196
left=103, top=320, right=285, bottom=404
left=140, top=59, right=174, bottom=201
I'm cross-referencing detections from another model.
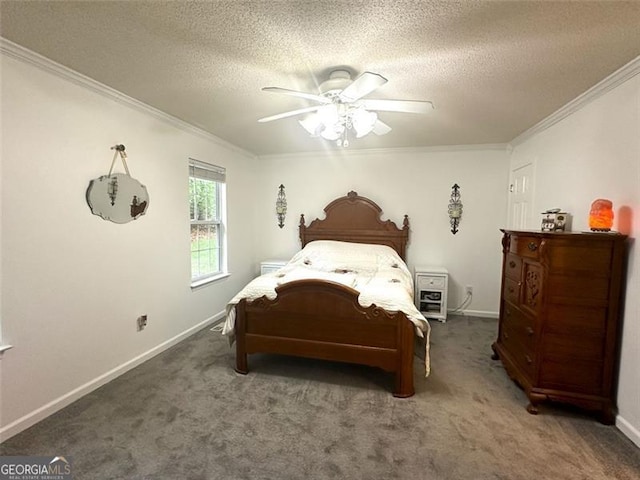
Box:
left=2, top=315, right=639, bottom=479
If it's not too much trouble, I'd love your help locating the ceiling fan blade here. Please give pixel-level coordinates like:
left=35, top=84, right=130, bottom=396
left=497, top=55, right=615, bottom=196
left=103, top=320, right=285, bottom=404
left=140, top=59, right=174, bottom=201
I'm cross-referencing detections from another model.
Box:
left=372, top=119, right=392, bottom=136
left=339, top=72, right=387, bottom=103
left=262, top=87, right=332, bottom=104
left=360, top=99, right=434, bottom=114
left=258, top=105, right=322, bottom=123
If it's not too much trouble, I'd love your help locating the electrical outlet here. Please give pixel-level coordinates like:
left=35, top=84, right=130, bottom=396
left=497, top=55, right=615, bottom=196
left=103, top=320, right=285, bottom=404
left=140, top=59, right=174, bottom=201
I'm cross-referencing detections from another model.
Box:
left=465, top=285, right=473, bottom=296
left=137, top=315, right=148, bottom=331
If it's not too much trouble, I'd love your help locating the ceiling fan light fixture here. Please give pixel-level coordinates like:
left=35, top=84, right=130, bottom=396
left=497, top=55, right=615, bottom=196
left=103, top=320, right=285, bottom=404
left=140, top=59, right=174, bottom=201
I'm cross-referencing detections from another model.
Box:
left=351, top=108, right=378, bottom=138
left=300, top=106, right=377, bottom=143
left=320, top=123, right=344, bottom=141
left=260, top=69, right=432, bottom=146
left=317, top=104, right=340, bottom=125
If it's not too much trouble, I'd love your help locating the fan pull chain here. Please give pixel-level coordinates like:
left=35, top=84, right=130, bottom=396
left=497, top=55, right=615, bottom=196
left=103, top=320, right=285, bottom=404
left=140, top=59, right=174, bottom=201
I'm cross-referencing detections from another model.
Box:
left=338, top=129, right=349, bottom=148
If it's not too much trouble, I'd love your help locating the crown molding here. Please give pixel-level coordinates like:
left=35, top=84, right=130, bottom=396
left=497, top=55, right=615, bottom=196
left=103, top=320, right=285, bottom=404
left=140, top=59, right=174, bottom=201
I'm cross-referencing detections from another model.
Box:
left=0, top=37, right=255, bottom=160
left=511, top=55, right=640, bottom=146
left=258, top=143, right=510, bottom=161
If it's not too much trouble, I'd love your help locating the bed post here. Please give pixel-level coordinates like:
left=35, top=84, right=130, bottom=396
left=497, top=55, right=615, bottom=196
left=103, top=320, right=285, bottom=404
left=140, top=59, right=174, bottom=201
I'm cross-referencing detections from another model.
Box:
left=400, top=215, right=410, bottom=261
left=235, top=300, right=249, bottom=375
left=299, top=214, right=306, bottom=247
left=394, top=318, right=415, bottom=398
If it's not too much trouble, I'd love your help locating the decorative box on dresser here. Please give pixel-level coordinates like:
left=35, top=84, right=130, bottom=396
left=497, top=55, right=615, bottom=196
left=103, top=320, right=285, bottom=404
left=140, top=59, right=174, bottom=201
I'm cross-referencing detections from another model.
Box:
left=491, top=229, right=627, bottom=424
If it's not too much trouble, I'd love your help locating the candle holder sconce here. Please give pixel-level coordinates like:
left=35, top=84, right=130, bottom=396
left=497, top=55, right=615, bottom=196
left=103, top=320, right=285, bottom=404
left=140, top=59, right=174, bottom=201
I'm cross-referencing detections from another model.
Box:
left=448, top=183, right=463, bottom=234
left=276, top=184, right=287, bottom=228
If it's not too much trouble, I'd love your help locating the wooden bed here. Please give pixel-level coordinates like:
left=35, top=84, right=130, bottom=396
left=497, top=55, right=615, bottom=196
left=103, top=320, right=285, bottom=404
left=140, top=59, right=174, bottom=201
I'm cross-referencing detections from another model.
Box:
left=234, top=191, right=418, bottom=397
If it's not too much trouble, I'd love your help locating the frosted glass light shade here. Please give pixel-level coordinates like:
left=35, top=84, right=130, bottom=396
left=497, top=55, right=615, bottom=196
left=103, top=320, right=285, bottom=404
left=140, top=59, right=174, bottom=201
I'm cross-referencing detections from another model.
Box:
left=320, top=123, right=344, bottom=141
left=352, top=108, right=378, bottom=138
left=298, top=104, right=380, bottom=145
left=318, top=104, right=339, bottom=125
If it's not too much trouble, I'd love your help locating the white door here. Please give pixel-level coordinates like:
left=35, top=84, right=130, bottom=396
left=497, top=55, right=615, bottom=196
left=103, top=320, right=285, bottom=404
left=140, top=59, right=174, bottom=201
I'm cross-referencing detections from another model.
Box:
left=508, top=162, right=534, bottom=229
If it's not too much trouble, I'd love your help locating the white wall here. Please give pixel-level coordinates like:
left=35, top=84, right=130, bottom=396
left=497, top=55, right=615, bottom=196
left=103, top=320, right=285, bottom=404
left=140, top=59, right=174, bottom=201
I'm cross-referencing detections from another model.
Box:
left=510, top=71, right=640, bottom=446
left=253, top=147, right=510, bottom=316
left=0, top=50, right=258, bottom=440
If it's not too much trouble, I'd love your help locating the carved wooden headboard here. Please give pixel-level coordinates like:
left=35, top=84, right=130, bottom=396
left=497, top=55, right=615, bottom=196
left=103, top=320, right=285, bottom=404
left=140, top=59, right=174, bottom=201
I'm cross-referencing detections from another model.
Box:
left=299, top=191, right=410, bottom=260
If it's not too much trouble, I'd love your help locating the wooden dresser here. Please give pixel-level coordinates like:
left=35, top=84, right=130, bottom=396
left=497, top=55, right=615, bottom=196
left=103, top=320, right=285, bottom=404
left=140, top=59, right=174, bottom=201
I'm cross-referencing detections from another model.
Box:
left=492, top=229, right=627, bottom=423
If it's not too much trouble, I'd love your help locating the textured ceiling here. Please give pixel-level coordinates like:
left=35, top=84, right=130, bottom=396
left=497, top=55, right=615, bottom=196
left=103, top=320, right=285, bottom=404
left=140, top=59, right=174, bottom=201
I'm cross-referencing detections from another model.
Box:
left=1, top=1, right=639, bottom=156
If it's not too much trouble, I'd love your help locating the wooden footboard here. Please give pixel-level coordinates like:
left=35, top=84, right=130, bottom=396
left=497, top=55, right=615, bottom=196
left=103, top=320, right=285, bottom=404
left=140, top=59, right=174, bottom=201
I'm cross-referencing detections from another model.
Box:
left=234, top=279, right=415, bottom=397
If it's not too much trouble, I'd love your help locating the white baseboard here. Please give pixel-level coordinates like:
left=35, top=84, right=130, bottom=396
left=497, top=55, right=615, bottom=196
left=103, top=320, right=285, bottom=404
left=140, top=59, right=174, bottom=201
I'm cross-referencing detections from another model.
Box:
left=616, top=414, right=640, bottom=448
left=448, top=309, right=499, bottom=319
left=0, top=311, right=225, bottom=443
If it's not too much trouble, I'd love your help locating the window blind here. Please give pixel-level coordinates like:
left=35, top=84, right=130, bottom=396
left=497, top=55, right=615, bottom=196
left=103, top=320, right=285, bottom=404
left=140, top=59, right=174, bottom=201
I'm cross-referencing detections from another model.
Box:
left=189, top=158, right=226, bottom=183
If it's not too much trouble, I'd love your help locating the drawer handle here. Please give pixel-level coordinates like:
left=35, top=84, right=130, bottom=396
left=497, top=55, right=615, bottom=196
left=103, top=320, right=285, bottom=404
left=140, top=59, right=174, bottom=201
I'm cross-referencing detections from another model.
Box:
left=526, top=327, right=534, bottom=336
left=504, top=332, right=509, bottom=339
left=509, top=260, right=516, bottom=268
left=525, top=354, right=533, bottom=364
left=527, top=242, right=538, bottom=252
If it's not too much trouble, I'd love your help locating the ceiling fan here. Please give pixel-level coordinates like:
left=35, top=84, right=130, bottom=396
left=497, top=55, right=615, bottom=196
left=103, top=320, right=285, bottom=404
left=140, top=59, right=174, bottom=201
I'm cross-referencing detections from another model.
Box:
left=258, top=69, right=434, bottom=147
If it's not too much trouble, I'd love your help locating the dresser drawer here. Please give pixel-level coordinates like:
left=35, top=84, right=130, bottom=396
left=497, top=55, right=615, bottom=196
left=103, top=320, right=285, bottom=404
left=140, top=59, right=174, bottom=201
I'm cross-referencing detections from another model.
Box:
left=502, top=305, right=536, bottom=351
left=504, top=253, right=522, bottom=281
left=418, top=275, right=446, bottom=289
left=501, top=304, right=536, bottom=375
left=500, top=330, right=536, bottom=378
left=503, top=277, right=520, bottom=305
left=510, top=235, right=543, bottom=260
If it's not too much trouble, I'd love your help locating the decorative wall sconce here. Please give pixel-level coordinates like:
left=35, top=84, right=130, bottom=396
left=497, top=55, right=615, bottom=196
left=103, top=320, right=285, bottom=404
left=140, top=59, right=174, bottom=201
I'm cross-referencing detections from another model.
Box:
left=448, top=183, right=463, bottom=234
left=589, top=198, right=614, bottom=231
left=276, top=184, right=287, bottom=228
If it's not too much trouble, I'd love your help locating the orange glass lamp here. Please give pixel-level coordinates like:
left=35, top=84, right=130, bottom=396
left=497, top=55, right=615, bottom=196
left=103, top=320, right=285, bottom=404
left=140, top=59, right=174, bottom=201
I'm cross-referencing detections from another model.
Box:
left=589, top=199, right=614, bottom=232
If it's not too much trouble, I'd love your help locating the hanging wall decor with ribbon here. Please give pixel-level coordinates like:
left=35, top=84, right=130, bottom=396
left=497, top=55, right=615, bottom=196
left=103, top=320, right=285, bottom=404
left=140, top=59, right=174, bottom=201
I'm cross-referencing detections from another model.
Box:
left=86, top=144, right=150, bottom=224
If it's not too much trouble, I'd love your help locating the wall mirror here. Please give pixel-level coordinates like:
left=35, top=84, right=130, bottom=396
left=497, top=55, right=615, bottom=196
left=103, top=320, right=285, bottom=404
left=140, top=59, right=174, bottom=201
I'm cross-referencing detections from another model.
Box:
left=86, top=144, right=149, bottom=224
left=86, top=173, right=149, bottom=223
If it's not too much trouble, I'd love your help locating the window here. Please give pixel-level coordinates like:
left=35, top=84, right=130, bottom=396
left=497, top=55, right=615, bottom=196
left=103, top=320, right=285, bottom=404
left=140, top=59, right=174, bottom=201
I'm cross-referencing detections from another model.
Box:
left=189, top=159, right=226, bottom=285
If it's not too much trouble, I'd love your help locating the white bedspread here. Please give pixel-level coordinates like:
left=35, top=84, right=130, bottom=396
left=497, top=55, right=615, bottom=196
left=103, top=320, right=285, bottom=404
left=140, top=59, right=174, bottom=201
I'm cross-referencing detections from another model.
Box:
left=223, top=240, right=431, bottom=376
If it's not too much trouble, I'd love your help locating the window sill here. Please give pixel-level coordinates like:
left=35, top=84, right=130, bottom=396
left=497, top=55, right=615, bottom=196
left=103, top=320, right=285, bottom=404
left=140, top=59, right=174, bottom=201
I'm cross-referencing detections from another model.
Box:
left=191, top=272, right=230, bottom=290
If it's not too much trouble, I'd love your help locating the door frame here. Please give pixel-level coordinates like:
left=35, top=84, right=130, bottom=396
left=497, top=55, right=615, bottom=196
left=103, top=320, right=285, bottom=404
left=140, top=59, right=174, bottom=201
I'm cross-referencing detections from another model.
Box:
left=507, top=157, right=537, bottom=229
